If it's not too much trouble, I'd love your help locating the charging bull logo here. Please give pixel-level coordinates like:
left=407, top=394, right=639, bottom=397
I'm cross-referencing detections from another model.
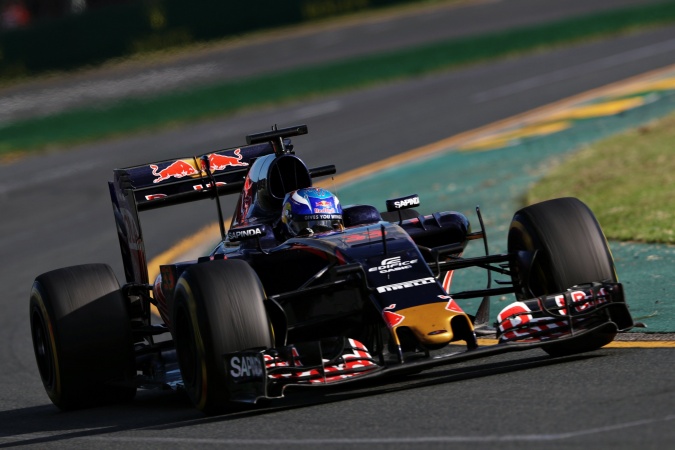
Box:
left=150, top=149, right=248, bottom=183
left=208, top=149, right=248, bottom=171
left=151, top=160, right=199, bottom=183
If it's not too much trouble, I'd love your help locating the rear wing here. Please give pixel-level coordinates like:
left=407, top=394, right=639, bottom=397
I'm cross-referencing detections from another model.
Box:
left=113, top=141, right=276, bottom=212
left=108, top=124, right=334, bottom=284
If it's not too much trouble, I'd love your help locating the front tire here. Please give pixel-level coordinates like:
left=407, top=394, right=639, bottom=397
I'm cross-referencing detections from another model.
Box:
left=508, top=197, right=618, bottom=356
left=29, top=264, right=136, bottom=410
left=172, top=259, right=273, bottom=415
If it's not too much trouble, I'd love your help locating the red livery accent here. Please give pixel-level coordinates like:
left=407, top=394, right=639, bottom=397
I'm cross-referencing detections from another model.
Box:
left=151, top=160, right=199, bottom=183
left=193, top=182, right=226, bottom=191
left=208, top=149, right=248, bottom=171
left=264, top=339, right=378, bottom=384
left=383, top=304, right=405, bottom=327
left=145, top=193, right=168, bottom=200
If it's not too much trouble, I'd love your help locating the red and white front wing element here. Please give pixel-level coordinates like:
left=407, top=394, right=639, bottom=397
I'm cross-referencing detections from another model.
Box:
left=264, top=339, right=379, bottom=384
left=496, top=285, right=613, bottom=343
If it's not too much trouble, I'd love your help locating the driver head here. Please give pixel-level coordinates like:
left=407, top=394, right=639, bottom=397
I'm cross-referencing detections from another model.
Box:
left=281, top=188, right=344, bottom=237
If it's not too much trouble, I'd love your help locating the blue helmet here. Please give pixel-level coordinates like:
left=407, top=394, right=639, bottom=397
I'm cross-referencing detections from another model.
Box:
left=281, top=188, right=343, bottom=237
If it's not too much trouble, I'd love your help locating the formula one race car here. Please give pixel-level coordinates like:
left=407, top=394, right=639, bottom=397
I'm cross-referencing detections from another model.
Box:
left=29, top=124, right=633, bottom=413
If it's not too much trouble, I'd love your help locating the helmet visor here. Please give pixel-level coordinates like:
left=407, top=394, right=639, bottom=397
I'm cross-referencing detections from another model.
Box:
left=291, top=216, right=343, bottom=236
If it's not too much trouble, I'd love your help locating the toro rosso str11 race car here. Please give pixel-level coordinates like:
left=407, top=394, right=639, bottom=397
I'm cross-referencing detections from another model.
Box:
left=29, top=124, right=633, bottom=413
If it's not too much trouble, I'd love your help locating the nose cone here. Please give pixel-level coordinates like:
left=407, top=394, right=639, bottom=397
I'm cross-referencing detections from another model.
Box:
left=390, top=302, right=474, bottom=348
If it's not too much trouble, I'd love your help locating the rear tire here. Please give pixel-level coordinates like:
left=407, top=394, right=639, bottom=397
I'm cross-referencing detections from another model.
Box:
left=29, top=264, right=136, bottom=410
left=172, top=259, right=273, bottom=415
left=508, top=197, right=618, bottom=356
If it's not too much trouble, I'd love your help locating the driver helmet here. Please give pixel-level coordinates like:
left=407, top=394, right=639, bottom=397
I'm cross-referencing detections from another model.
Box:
left=281, top=188, right=344, bottom=237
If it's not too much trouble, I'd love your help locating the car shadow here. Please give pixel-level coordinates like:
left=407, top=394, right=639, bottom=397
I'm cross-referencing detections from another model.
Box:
left=0, top=350, right=604, bottom=446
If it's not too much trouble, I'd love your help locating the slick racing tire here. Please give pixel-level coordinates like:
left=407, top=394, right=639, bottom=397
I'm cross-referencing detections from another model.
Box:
left=508, top=197, right=618, bottom=356
left=172, top=259, right=273, bottom=415
left=29, top=264, right=136, bottom=410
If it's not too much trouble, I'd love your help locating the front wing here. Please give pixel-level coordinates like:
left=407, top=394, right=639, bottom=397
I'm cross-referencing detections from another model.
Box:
left=220, top=281, right=632, bottom=404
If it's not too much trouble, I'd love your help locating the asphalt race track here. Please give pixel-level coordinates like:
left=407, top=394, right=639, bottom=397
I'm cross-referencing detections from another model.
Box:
left=1, top=0, right=669, bottom=124
left=1, top=0, right=674, bottom=448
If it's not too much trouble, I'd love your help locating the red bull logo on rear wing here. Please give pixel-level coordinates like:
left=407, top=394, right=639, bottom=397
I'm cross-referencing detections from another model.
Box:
left=150, top=159, right=200, bottom=183
left=113, top=141, right=280, bottom=211
left=149, top=148, right=249, bottom=184
left=148, top=149, right=250, bottom=184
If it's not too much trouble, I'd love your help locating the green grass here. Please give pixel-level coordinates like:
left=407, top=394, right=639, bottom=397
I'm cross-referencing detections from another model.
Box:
left=3, top=0, right=675, bottom=156
left=527, top=114, right=675, bottom=244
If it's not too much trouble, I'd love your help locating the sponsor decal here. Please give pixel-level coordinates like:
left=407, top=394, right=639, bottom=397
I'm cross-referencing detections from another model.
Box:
left=193, top=182, right=226, bottom=191
left=369, top=256, right=418, bottom=274
left=227, top=226, right=264, bottom=241
left=228, top=354, right=264, bottom=380
left=376, top=277, right=435, bottom=293
left=394, top=197, right=420, bottom=209
left=303, top=213, right=342, bottom=220
left=208, top=149, right=248, bottom=171
left=313, top=200, right=336, bottom=214
left=387, top=194, right=420, bottom=211
left=145, top=193, right=167, bottom=201
left=151, top=160, right=199, bottom=183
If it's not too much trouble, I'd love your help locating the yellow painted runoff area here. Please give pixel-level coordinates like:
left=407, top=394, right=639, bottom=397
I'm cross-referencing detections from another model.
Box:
left=545, top=97, right=646, bottom=121
left=457, top=97, right=647, bottom=152
left=458, top=121, right=571, bottom=152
